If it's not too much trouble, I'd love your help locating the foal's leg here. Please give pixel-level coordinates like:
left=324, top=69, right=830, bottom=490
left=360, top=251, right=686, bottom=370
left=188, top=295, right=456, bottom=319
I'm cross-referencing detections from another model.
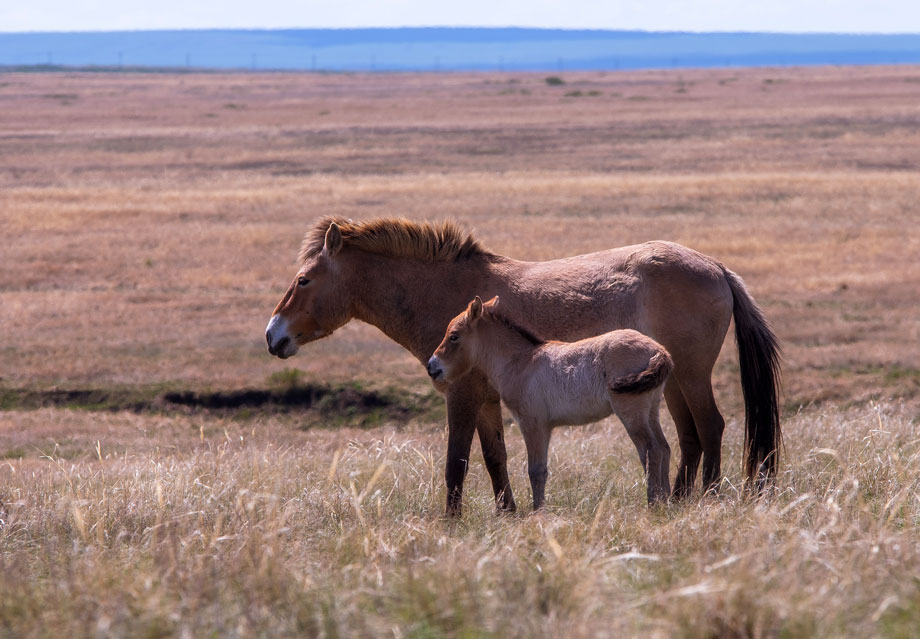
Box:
left=477, top=391, right=517, bottom=513
left=611, top=393, right=670, bottom=504
left=647, top=395, right=672, bottom=499
left=665, top=379, right=702, bottom=499
left=520, top=423, right=551, bottom=511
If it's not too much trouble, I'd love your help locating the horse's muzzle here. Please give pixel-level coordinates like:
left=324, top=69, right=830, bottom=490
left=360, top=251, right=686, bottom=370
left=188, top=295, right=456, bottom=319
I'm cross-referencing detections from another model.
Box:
left=267, top=333, right=290, bottom=357
left=265, top=315, right=296, bottom=359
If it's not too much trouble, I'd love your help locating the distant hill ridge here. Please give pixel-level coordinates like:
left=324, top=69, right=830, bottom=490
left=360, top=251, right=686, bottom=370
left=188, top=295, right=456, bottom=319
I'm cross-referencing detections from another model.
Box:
left=2, top=27, right=920, bottom=71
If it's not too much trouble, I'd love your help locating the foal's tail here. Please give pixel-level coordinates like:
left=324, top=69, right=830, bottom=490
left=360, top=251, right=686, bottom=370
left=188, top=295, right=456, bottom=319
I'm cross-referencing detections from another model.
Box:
left=722, top=267, right=783, bottom=487
left=609, top=350, right=673, bottom=395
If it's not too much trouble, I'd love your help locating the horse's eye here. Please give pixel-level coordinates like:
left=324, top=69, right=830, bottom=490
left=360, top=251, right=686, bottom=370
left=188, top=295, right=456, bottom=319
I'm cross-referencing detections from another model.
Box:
left=448, top=333, right=459, bottom=343
left=297, top=276, right=310, bottom=287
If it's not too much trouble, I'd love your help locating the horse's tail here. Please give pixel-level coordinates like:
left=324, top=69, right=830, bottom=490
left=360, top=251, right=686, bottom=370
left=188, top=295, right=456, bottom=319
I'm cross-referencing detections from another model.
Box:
left=609, top=349, right=673, bottom=395
left=722, top=266, right=782, bottom=487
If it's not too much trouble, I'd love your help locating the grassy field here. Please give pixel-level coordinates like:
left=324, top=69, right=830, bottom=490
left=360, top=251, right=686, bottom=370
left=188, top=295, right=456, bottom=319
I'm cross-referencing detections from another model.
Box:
left=2, top=66, right=920, bottom=637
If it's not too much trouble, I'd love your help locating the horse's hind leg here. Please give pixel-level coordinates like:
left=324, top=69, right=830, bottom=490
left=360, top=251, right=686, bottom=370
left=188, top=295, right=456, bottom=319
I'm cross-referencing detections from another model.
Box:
left=477, top=393, right=517, bottom=513
left=681, top=379, right=725, bottom=494
left=665, top=379, right=702, bottom=499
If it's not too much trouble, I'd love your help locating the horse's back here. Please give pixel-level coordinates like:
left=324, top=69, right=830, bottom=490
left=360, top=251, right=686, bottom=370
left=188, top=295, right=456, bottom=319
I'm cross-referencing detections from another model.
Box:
left=500, top=241, right=733, bottom=352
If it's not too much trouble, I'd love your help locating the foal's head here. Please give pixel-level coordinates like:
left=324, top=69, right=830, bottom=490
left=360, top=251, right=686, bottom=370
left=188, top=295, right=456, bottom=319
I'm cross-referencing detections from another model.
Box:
left=265, top=222, right=351, bottom=359
left=427, top=295, right=498, bottom=382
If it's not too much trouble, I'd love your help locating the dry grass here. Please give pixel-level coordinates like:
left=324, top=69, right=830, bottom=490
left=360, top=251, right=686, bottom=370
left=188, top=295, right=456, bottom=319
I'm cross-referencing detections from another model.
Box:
left=3, top=66, right=920, bottom=636
left=2, top=402, right=919, bottom=637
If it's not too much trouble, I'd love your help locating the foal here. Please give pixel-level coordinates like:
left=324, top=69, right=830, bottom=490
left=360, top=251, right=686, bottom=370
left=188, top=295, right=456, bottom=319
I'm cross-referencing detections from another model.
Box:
left=427, top=296, right=673, bottom=509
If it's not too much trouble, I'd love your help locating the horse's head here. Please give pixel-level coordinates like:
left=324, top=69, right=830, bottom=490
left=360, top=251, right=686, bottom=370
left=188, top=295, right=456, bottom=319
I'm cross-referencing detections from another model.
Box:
left=427, top=295, right=498, bottom=382
left=265, top=222, right=352, bottom=359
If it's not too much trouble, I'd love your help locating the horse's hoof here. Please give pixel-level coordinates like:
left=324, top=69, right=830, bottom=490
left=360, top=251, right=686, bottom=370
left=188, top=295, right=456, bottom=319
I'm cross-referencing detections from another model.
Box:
left=445, top=502, right=462, bottom=518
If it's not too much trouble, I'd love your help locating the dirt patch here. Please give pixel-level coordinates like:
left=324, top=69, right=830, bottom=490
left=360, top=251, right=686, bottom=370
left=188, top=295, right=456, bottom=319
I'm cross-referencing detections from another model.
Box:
left=0, top=383, right=443, bottom=426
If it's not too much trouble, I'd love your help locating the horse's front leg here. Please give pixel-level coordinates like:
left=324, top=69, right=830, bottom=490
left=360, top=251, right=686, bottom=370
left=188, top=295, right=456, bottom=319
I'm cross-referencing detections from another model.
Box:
left=477, top=389, right=516, bottom=513
left=444, top=379, right=484, bottom=517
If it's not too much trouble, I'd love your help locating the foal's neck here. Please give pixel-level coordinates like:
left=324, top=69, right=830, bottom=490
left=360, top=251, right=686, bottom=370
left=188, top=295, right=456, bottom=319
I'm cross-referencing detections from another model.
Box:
left=473, top=318, right=541, bottom=399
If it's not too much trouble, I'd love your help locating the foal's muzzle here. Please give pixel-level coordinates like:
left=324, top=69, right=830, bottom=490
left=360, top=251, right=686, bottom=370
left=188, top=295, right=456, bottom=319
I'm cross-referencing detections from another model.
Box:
left=426, top=357, right=445, bottom=381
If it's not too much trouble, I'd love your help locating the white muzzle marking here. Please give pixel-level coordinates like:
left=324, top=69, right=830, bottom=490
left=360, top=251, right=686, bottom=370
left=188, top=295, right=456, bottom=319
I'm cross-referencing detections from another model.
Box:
left=265, top=314, right=299, bottom=359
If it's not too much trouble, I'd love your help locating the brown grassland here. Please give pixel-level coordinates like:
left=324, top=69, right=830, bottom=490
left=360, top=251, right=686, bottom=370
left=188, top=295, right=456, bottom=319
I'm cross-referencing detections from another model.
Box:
left=1, top=66, right=920, bottom=637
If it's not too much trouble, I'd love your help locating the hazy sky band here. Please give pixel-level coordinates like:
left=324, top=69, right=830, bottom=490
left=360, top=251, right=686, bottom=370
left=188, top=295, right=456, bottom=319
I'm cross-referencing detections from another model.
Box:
left=2, top=0, right=920, bottom=34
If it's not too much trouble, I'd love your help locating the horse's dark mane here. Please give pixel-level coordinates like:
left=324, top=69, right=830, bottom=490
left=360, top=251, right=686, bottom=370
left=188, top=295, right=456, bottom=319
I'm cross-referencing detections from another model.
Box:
left=299, top=216, right=489, bottom=263
left=483, top=307, right=545, bottom=347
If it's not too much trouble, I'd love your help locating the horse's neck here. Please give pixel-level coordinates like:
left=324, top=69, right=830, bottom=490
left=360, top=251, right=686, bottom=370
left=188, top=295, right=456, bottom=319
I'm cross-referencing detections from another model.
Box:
left=343, top=251, right=497, bottom=362
left=473, top=321, right=539, bottom=403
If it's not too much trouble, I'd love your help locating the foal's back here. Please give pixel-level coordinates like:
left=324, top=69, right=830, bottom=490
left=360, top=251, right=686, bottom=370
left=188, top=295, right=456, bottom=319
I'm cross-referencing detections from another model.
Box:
left=521, top=329, right=671, bottom=428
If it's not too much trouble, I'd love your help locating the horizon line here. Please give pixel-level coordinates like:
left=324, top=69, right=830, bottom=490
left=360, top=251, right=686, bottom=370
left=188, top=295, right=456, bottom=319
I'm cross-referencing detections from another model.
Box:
left=3, top=26, right=920, bottom=37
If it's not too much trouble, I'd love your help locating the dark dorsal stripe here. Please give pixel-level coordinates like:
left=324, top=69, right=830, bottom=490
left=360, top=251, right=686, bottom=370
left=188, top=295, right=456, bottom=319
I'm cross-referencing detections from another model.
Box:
left=484, top=308, right=545, bottom=346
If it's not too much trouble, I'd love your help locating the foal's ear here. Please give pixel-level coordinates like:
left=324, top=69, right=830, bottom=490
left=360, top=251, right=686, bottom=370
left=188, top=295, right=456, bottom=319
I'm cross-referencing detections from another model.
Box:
left=468, top=296, right=483, bottom=322
left=485, top=295, right=500, bottom=308
left=324, top=222, right=343, bottom=256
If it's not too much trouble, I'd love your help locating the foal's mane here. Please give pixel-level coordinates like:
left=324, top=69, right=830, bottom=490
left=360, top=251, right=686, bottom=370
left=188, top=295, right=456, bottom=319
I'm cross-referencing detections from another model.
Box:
left=299, top=216, right=489, bottom=263
left=483, top=307, right=545, bottom=347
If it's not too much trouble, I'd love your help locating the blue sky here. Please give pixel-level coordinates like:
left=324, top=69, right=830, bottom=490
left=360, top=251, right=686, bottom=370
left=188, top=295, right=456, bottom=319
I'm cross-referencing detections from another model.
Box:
left=1, top=0, right=919, bottom=33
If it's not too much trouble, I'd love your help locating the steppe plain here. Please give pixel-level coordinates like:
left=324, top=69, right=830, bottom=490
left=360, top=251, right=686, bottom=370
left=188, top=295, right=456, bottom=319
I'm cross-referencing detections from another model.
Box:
left=1, top=66, right=920, bottom=637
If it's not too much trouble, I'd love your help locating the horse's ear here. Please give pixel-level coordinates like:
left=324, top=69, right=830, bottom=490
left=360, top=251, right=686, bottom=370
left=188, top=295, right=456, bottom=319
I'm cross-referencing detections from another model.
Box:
left=324, top=222, right=343, bottom=256
left=468, top=296, right=483, bottom=322
left=485, top=295, right=499, bottom=308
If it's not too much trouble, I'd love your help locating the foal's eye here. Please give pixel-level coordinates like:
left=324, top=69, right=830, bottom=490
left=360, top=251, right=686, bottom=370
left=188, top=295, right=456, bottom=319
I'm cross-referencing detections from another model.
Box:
left=448, top=333, right=459, bottom=343
left=297, top=276, right=310, bottom=287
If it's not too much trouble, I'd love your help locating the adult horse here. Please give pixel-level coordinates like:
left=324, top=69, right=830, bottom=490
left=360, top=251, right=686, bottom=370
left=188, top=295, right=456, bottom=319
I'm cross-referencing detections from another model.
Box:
left=265, top=217, right=781, bottom=516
